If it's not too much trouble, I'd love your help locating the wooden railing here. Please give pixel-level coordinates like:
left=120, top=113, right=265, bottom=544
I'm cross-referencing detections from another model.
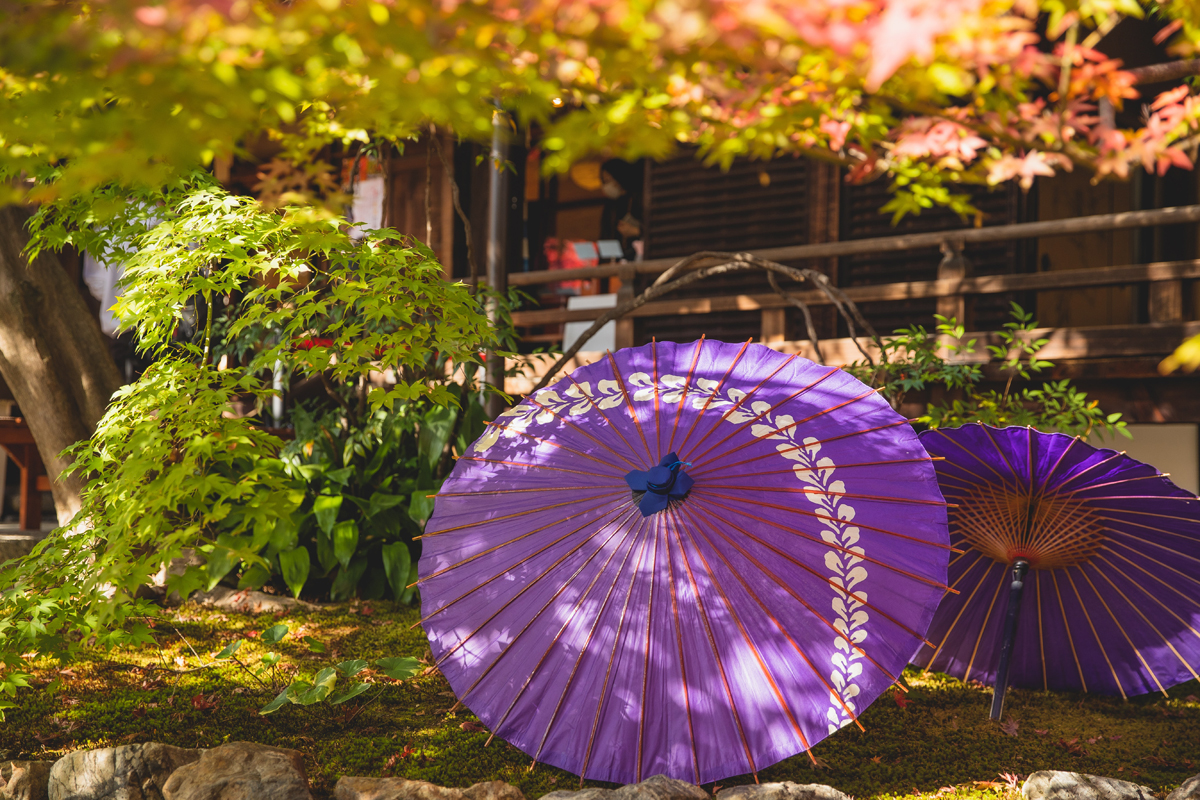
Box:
left=504, top=205, right=1200, bottom=373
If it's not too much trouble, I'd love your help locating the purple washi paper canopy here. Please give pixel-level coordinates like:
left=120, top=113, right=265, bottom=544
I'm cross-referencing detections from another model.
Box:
left=914, top=423, right=1200, bottom=698
left=418, top=340, right=951, bottom=785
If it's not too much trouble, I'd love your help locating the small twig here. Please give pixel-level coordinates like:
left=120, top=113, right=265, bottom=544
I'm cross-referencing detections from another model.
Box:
left=201, top=290, right=214, bottom=367
left=173, top=626, right=206, bottom=663
left=320, top=372, right=352, bottom=413
left=342, top=687, right=387, bottom=724
left=1080, top=14, right=1121, bottom=50
left=1058, top=22, right=1080, bottom=106
left=767, top=270, right=825, bottom=364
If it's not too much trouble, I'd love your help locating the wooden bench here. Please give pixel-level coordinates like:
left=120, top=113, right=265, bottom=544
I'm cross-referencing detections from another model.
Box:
left=0, top=418, right=49, bottom=531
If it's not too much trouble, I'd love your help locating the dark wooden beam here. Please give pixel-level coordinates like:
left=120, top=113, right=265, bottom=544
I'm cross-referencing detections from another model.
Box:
left=511, top=259, right=1200, bottom=326
left=505, top=205, right=1200, bottom=287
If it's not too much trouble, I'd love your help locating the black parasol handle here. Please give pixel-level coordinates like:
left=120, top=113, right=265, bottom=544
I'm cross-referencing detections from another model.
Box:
left=990, top=558, right=1030, bottom=721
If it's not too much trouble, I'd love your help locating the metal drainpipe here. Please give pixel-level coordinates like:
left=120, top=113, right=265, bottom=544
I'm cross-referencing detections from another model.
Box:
left=484, top=107, right=511, bottom=419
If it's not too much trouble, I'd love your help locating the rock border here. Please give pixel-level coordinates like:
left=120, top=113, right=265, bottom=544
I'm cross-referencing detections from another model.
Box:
left=4, top=744, right=1194, bottom=800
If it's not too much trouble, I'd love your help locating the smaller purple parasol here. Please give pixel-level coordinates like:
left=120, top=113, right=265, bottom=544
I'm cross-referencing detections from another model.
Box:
left=913, top=423, right=1200, bottom=718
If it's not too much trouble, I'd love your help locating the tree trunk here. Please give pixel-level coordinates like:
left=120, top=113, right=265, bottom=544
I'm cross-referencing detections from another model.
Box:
left=0, top=206, right=122, bottom=526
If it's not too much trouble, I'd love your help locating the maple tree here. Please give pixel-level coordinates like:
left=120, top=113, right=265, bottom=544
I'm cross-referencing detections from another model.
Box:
left=3, top=0, right=1197, bottom=452
left=1, top=1, right=1198, bottom=209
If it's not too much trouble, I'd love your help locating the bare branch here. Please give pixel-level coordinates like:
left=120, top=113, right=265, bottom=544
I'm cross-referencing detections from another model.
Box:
left=767, top=269, right=824, bottom=364
left=528, top=251, right=883, bottom=393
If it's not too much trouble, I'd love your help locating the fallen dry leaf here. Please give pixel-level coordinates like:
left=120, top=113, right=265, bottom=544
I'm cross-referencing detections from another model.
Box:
left=893, top=691, right=911, bottom=709
left=460, top=720, right=486, bottom=733
left=190, top=692, right=220, bottom=712
left=1000, top=718, right=1019, bottom=737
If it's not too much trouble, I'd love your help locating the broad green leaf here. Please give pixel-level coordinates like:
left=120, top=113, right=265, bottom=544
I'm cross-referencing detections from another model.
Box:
left=313, top=495, right=343, bottom=536
left=329, top=557, right=368, bottom=601
left=408, top=491, right=435, bottom=528
left=302, top=635, right=326, bottom=654
left=238, top=562, right=271, bottom=591
left=278, top=547, right=310, bottom=599
left=418, top=405, right=456, bottom=470
left=368, top=492, right=406, bottom=518
left=214, top=640, right=242, bottom=660
left=297, top=667, right=338, bottom=704
left=259, top=688, right=293, bottom=715
left=332, top=520, right=359, bottom=569
left=324, top=466, right=354, bottom=487
left=335, top=659, right=369, bottom=677
left=375, top=656, right=422, bottom=680
left=203, top=533, right=244, bottom=591
left=269, top=516, right=299, bottom=552
left=329, top=682, right=372, bottom=705
left=380, top=542, right=412, bottom=603
left=260, top=624, right=289, bottom=645
left=401, top=560, right=419, bottom=605
left=316, top=527, right=337, bottom=574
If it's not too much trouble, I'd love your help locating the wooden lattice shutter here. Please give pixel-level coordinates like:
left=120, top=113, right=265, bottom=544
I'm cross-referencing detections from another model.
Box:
left=838, top=179, right=1033, bottom=335
left=638, top=154, right=812, bottom=344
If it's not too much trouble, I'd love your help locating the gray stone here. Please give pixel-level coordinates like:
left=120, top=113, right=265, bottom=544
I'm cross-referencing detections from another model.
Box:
left=1022, top=771, right=1158, bottom=800
left=540, top=790, right=613, bottom=800
left=334, top=778, right=464, bottom=800
left=543, top=776, right=707, bottom=800
left=1167, top=776, right=1200, bottom=800
left=463, top=783, right=525, bottom=800
left=47, top=744, right=202, bottom=800
left=161, top=742, right=311, bottom=800
left=186, top=586, right=315, bottom=615
left=614, top=776, right=708, bottom=800
left=716, top=783, right=849, bottom=800
left=1, top=761, right=53, bottom=800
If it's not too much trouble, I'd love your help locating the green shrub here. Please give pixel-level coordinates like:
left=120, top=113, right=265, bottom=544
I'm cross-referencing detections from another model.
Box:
left=0, top=175, right=499, bottom=715
left=847, top=303, right=1129, bottom=440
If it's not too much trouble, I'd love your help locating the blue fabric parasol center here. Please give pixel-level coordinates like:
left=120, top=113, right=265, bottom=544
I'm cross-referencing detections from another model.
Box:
left=625, top=452, right=694, bottom=517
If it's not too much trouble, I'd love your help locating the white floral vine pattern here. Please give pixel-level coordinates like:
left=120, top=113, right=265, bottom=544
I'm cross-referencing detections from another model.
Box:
left=472, top=369, right=868, bottom=735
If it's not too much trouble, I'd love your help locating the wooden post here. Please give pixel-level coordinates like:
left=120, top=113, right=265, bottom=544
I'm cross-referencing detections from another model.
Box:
left=937, top=240, right=971, bottom=325
left=614, top=264, right=637, bottom=349
left=937, top=240, right=971, bottom=358
left=760, top=309, right=787, bottom=343
left=484, top=109, right=511, bottom=418
left=1149, top=280, right=1184, bottom=322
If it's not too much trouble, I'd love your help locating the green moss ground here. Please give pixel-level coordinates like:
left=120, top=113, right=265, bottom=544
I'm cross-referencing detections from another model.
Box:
left=1, top=602, right=1197, bottom=800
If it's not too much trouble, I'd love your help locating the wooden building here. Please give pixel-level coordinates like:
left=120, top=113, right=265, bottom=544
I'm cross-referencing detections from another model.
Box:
left=380, top=135, right=1200, bottom=494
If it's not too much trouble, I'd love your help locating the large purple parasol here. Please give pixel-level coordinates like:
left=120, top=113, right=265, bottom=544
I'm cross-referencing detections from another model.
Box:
left=418, top=339, right=951, bottom=785
left=913, top=423, right=1200, bottom=716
